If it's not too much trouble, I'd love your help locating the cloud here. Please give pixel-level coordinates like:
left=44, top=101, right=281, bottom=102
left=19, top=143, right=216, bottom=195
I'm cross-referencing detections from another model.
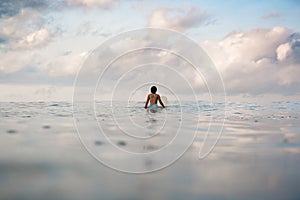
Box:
left=131, top=1, right=146, bottom=10
left=76, top=21, right=112, bottom=37
left=67, top=0, right=120, bottom=8
left=0, top=0, right=50, bottom=18
left=0, top=84, right=74, bottom=101
left=276, top=33, right=300, bottom=62
left=1, top=8, right=41, bottom=36
left=0, top=0, right=123, bottom=18
left=0, top=8, right=54, bottom=75
left=148, top=5, right=209, bottom=31
left=0, top=9, right=52, bottom=50
left=46, top=51, right=88, bottom=77
left=0, top=50, right=38, bottom=74
left=14, top=28, right=52, bottom=49
left=262, top=12, right=281, bottom=19
left=202, top=26, right=300, bottom=95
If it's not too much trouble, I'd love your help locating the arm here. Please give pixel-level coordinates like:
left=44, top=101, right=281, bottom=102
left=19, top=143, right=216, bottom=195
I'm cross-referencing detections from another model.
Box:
left=158, top=95, right=165, bottom=108
left=144, top=95, right=150, bottom=109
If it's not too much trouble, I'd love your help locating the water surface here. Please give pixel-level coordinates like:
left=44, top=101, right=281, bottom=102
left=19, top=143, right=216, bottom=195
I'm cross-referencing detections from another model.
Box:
left=0, top=101, right=299, bottom=200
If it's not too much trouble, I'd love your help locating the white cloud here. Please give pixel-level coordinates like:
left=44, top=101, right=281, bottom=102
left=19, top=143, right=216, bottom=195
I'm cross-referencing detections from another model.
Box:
left=276, top=35, right=300, bottom=63
left=0, top=50, right=40, bottom=74
left=14, top=28, right=52, bottom=49
left=67, top=0, right=119, bottom=8
left=0, top=9, right=52, bottom=50
left=262, top=12, right=281, bottom=19
left=46, top=52, right=88, bottom=77
left=0, top=8, right=53, bottom=75
left=1, top=9, right=38, bottom=39
left=277, top=43, right=291, bottom=61
left=0, top=84, right=74, bottom=102
left=202, top=26, right=300, bottom=94
left=148, top=4, right=209, bottom=31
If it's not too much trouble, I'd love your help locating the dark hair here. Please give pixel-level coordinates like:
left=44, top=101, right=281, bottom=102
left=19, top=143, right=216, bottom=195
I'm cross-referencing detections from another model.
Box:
left=151, top=86, right=157, bottom=94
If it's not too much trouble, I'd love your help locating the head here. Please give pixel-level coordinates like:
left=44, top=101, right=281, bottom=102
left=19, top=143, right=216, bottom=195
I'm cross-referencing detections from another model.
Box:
left=150, top=86, right=157, bottom=94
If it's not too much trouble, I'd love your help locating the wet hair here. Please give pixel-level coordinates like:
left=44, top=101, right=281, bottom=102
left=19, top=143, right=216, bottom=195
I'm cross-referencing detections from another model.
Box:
left=151, top=86, right=157, bottom=94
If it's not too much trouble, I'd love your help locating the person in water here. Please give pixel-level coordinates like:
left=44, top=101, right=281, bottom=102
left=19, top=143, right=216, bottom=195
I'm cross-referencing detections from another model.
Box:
left=144, top=86, right=165, bottom=109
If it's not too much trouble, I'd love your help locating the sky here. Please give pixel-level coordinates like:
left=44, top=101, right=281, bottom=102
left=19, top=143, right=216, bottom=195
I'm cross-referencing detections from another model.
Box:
left=0, top=0, right=299, bottom=101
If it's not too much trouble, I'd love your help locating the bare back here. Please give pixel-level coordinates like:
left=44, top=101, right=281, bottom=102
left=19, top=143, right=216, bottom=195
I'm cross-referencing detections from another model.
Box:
left=149, top=94, right=158, bottom=105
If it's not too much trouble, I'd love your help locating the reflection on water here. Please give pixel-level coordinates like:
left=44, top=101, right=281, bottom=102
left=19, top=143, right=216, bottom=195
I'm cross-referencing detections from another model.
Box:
left=0, top=101, right=300, bottom=199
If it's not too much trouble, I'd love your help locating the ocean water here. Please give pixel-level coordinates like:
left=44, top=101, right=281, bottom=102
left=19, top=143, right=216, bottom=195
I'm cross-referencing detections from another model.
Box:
left=0, top=101, right=300, bottom=200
